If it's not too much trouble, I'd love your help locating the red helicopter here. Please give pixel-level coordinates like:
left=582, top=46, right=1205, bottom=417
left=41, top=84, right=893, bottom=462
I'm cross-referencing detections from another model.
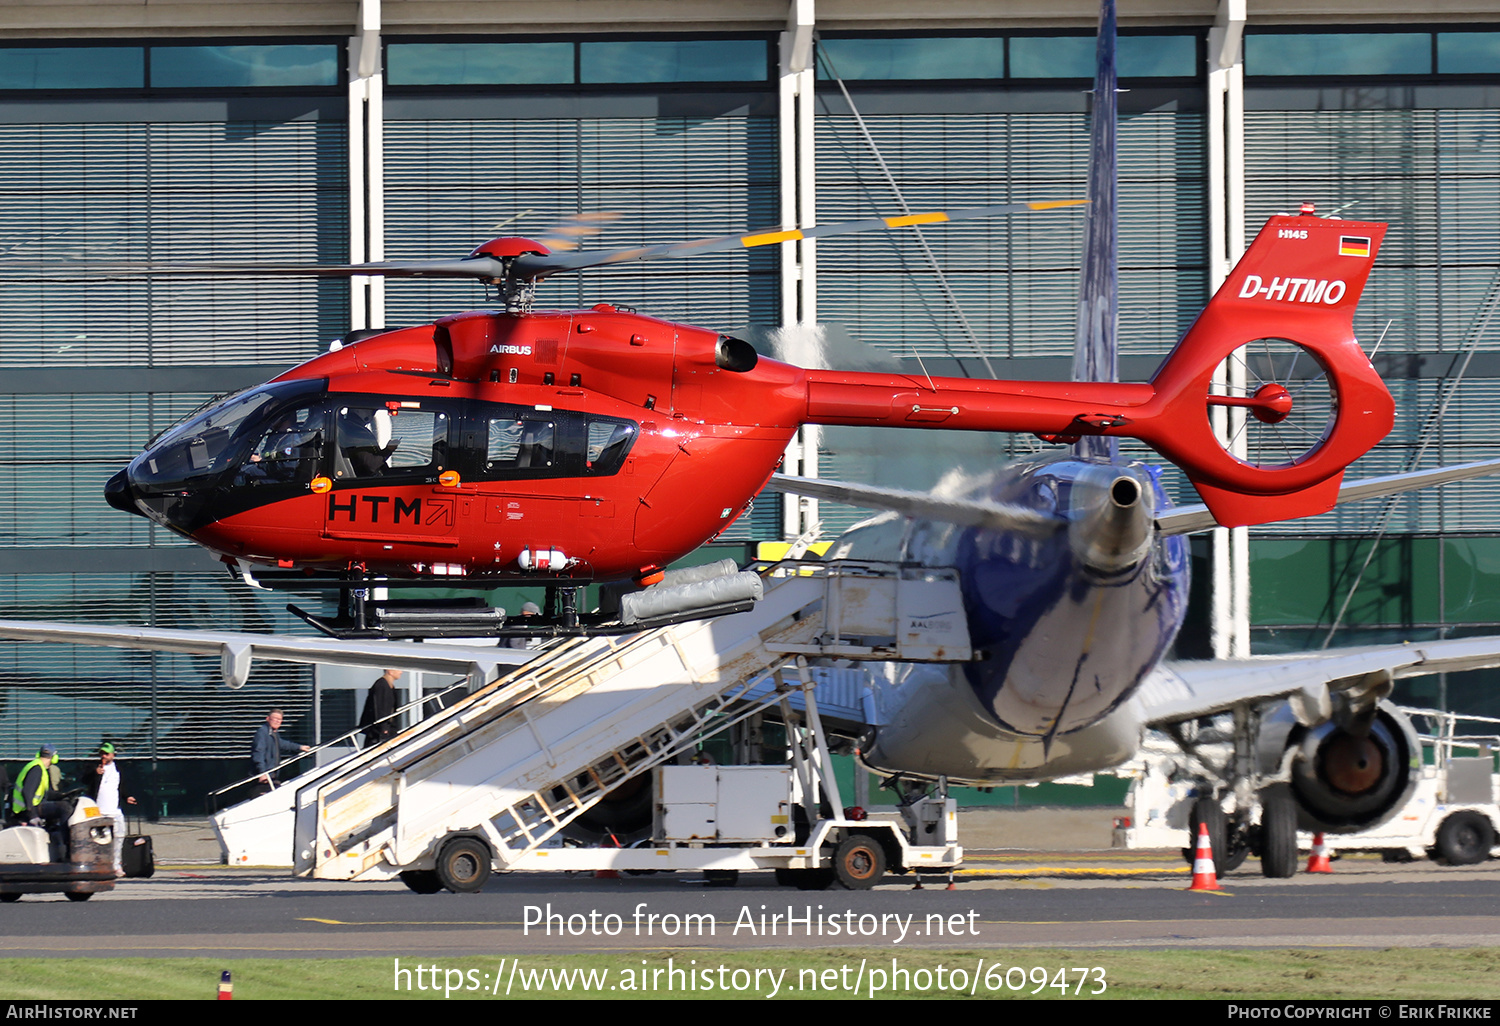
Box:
left=99, top=203, right=1393, bottom=637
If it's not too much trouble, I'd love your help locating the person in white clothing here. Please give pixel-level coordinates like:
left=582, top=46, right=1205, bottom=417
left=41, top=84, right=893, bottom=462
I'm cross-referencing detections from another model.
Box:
left=86, top=742, right=136, bottom=877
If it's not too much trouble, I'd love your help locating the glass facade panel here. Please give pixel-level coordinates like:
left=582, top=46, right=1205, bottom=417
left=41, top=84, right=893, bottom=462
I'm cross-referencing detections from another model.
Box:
left=150, top=44, right=340, bottom=88
left=1245, top=33, right=1431, bottom=77
left=1250, top=537, right=1442, bottom=627
left=1118, top=35, right=1197, bottom=78
left=1009, top=36, right=1093, bottom=79
left=817, top=37, right=1003, bottom=80
left=1437, top=32, right=1500, bottom=74
left=579, top=39, right=767, bottom=83
left=386, top=42, right=573, bottom=85
left=0, top=47, right=143, bottom=90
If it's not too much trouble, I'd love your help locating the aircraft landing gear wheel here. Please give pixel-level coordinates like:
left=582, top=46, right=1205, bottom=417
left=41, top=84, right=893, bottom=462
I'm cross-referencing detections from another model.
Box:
left=435, top=837, right=492, bottom=893
left=65, top=891, right=92, bottom=902
left=703, top=869, right=738, bottom=887
left=1259, top=785, right=1298, bottom=879
left=400, top=870, right=444, bottom=894
left=0, top=893, right=20, bottom=903
left=1434, top=811, right=1495, bottom=866
left=1186, top=797, right=1227, bottom=874
left=833, top=833, right=886, bottom=890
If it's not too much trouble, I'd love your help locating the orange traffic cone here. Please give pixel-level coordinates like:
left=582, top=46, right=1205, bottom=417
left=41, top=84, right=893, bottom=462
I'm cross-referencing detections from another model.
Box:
left=596, top=834, right=622, bottom=879
left=1187, top=823, right=1221, bottom=891
left=1306, top=833, right=1333, bottom=873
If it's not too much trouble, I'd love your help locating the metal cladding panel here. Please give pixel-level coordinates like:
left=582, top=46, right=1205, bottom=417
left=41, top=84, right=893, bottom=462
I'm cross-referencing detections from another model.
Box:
left=0, top=119, right=349, bottom=367
left=814, top=110, right=1208, bottom=362
left=381, top=115, right=779, bottom=331
left=0, top=572, right=314, bottom=760
left=0, top=393, right=210, bottom=546
left=1246, top=109, right=1500, bottom=537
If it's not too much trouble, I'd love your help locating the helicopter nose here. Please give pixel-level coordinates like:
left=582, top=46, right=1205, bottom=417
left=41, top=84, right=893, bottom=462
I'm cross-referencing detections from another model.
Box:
left=104, top=468, right=146, bottom=518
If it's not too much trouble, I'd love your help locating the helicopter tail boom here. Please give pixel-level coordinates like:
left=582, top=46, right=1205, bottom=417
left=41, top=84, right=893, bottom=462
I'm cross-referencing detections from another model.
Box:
left=799, top=212, right=1393, bottom=530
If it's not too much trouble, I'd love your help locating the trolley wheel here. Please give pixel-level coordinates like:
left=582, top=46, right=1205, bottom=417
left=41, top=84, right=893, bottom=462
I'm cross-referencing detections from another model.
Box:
left=833, top=833, right=886, bottom=890
left=1435, top=811, right=1495, bottom=866
left=65, top=891, right=92, bottom=902
left=399, top=870, right=444, bottom=894
left=775, top=868, right=834, bottom=890
left=0, top=893, right=20, bottom=903
left=435, top=837, right=492, bottom=893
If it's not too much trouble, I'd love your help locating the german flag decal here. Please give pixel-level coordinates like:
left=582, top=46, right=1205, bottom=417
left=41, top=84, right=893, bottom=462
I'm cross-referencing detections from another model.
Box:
left=1339, top=235, right=1372, bottom=258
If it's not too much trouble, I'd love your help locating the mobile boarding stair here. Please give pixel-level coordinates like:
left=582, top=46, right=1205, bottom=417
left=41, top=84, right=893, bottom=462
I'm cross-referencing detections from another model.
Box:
left=215, top=560, right=975, bottom=889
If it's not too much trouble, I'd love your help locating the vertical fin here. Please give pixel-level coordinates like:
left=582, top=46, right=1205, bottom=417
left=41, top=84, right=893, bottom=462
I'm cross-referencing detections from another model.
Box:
left=1073, top=0, right=1120, bottom=461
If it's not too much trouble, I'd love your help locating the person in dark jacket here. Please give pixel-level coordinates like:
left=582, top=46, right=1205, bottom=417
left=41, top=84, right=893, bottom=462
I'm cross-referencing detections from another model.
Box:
left=358, top=668, right=402, bottom=746
left=250, top=709, right=309, bottom=795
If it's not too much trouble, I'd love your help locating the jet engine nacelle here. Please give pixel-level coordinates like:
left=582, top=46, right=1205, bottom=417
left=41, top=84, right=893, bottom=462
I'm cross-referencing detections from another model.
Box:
left=1264, top=701, right=1421, bottom=835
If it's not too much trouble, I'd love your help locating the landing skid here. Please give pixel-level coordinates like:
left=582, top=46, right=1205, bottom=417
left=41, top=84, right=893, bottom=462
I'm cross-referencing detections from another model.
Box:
left=286, top=597, right=757, bottom=640
left=243, top=557, right=766, bottom=641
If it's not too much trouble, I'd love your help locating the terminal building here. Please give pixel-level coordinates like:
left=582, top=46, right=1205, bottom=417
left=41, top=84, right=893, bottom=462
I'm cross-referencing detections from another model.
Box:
left=1, top=0, right=1498, bottom=809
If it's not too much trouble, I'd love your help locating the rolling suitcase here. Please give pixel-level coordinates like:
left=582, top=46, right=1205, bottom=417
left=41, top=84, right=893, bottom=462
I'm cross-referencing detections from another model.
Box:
left=122, top=816, right=154, bottom=878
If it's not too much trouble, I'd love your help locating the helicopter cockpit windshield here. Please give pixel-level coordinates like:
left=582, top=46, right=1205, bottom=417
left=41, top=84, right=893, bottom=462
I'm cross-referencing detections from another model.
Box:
left=130, top=379, right=329, bottom=491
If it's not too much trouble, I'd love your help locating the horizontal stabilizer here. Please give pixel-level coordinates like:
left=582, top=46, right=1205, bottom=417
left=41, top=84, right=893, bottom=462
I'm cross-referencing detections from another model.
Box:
left=1155, top=457, right=1500, bottom=536
left=770, top=473, right=1061, bottom=538
left=0, top=620, right=533, bottom=691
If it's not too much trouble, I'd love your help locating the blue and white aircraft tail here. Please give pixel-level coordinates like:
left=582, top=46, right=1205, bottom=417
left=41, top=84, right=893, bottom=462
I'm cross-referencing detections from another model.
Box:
left=770, top=0, right=1500, bottom=875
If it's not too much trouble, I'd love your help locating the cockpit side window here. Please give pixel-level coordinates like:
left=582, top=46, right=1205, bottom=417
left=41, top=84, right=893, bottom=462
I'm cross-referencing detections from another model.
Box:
left=237, top=405, right=325, bottom=487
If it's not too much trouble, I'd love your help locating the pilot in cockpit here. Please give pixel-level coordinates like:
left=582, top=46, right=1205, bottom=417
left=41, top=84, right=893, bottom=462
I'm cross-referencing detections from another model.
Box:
left=241, top=410, right=322, bottom=484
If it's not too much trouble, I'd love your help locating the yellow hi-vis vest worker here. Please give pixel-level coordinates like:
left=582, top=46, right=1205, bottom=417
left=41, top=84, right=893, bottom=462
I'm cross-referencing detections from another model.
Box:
left=11, top=757, right=49, bottom=817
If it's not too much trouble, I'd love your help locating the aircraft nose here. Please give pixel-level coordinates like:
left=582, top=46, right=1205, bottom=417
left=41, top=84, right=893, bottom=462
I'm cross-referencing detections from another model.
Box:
left=104, top=468, right=146, bottom=517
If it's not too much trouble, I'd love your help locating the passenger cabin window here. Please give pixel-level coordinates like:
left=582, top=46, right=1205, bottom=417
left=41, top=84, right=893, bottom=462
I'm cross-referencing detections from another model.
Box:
left=472, top=403, right=636, bottom=481
left=333, top=403, right=449, bottom=482
left=486, top=417, right=555, bottom=473
left=585, top=420, right=634, bottom=475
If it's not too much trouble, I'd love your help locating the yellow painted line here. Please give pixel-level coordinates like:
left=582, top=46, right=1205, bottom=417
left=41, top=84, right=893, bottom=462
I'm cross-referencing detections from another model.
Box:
left=884, top=212, right=950, bottom=227
left=957, top=866, right=1188, bottom=878
left=300, top=917, right=514, bottom=926
left=741, top=229, right=802, bottom=247
left=1028, top=199, right=1089, bottom=210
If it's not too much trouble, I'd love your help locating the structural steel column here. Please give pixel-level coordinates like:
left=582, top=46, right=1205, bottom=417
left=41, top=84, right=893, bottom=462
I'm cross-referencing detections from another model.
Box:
left=779, top=0, right=819, bottom=539
left=1207, top=0, right=1250, bottom=659
left=348, top=0, right=385, bottom=331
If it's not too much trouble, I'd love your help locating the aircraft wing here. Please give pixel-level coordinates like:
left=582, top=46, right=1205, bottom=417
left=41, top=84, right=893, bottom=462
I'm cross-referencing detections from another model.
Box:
left=769, top=473, right=1061, bottom=537
left=1154, top=458, right=1500, bottom=535
left=776, top=458, right=1500, bottom=538
left=1140, top=634, right=1500, bottom=727
left=0, top=619, right=535, bottom=690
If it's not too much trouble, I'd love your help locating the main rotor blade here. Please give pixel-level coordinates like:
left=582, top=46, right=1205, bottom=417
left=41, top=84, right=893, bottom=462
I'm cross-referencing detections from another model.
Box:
left=0, top=255, right=513, bottom=281
left=0, top=199, right=1081, bottom=282
left=510, top=199, right=1085, bottom=279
